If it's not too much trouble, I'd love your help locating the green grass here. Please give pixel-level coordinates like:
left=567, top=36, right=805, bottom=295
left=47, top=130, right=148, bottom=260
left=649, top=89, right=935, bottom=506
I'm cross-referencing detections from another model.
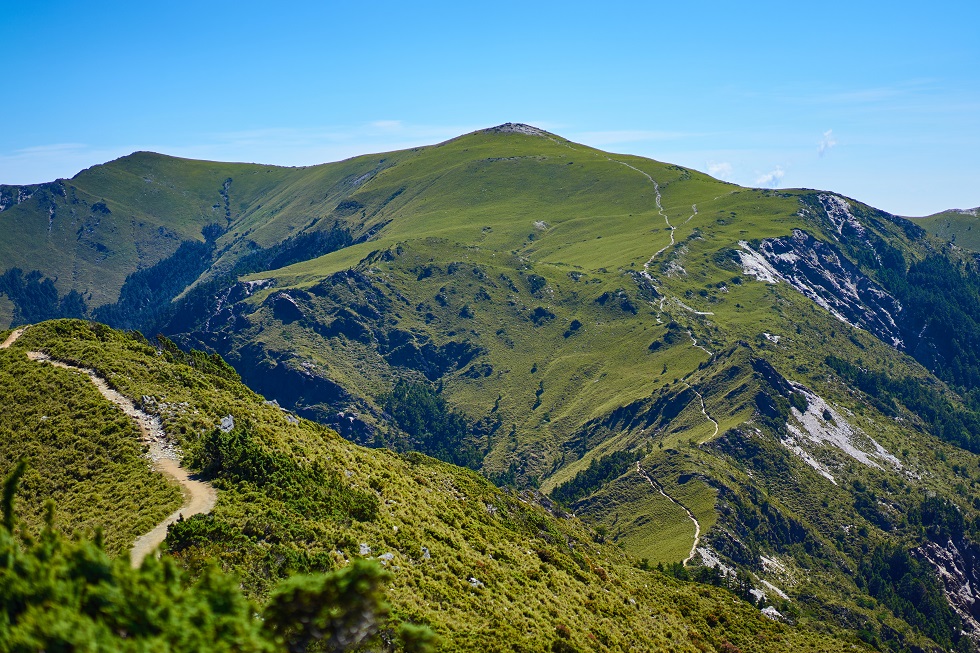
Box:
left=913, top=208, right=980, bottom=250
left=2, top=127, right=979, bottom=650
left=0, top=330, right=181, bottom=554
left=0, top=319, right=867, bottom=652
left=585, top=472, right=696, bottom=564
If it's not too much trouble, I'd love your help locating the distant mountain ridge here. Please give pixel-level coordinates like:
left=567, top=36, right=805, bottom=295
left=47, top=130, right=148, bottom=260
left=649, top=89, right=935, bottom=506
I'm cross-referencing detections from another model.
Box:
left=912, top=206, right=980, bottom=251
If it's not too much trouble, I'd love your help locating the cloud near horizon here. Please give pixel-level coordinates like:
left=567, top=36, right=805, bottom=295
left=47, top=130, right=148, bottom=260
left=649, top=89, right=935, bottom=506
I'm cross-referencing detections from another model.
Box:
left=755, top=166, right=785, bottom=187
left=568, top=130, right=693, bottom=146
left=0, top=121, right=480, bottom=185
left=818, top=129, right=837, bottom=156
left=707, top=161, right=733, bottom=180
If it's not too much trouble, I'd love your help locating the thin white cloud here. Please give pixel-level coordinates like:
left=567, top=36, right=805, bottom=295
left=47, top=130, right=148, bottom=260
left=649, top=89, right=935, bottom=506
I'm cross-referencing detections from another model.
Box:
left=13, top=143, right=90, bottom=155
left=707, top=161, right=733, bottom=179
left=817, top=129, right=837, bottom=157
left=755, top=166, right=785, bottom=187
left=369, top=120, right=403, bottom=130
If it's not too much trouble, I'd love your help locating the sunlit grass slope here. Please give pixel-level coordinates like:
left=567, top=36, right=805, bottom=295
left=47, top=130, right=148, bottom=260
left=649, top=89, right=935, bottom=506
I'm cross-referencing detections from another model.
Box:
left=2, top=125, right=978, bottom=650
left=914, top=208, right=980, bottom=251
left=0, top=319, right=864, bottom=653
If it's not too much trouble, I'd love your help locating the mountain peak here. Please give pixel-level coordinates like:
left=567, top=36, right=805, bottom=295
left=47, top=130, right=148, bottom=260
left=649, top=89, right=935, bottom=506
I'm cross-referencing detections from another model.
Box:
left=483, top=122, right=551, bottom=137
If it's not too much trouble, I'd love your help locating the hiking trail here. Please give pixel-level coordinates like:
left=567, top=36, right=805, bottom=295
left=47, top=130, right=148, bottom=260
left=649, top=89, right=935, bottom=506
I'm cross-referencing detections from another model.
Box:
left=2, top=326, right=216, bottom=567
left=636, top=461, right=701, bottom=565
left=607, top=159, right=675, bottom=279
left=549, top=139, right=679, bottom=291
left=687, top=384, right=720, bottom=439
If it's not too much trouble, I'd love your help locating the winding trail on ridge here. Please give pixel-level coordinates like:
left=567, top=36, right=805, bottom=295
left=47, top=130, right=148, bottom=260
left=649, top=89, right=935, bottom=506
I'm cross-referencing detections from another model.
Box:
left=606, top=162, right=707, bottom=327
left=1, top=327, right=216, bottom=567
left=539, top=145, right=708, bottom=566
left=607, top=160, right=675, bottom=280
left=0, top=328, right=25, bottom=349
left=636, top=461, right=701, bottom=565
left=548, top=140, right=680, bottom=287
left=687, top=330, right=715, bottom=357
left=686, top=384, right=720, bottom=439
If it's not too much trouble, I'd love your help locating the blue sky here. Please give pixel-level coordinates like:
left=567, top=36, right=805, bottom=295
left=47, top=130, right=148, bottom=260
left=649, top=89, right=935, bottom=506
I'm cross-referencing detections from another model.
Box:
left=1, top=1, right=977, bottom=216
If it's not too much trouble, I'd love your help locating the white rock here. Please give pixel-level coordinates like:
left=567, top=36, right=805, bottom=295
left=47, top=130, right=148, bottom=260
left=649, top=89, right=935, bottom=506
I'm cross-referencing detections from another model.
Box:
left=761, top=606, right=784, bottom=621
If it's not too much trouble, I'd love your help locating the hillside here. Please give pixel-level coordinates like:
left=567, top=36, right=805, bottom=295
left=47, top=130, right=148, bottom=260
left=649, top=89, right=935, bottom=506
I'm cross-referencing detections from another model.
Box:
left=0, top=320, right=862, bottom=652
left=913, top=208, right=980, bottom=251
left=2, top=124, right=980, bottom=650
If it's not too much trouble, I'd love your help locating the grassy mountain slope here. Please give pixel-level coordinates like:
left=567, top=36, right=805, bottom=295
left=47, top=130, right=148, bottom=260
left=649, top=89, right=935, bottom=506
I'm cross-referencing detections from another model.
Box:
left=2, top=125, right=980, bottom=649
left=913, top=208, right=980, bottom=250
left=0, top=149, right=413, bottom=316
left=0, top=334, right=181, bottom=554
left=0, top=320, right=863, bottom=652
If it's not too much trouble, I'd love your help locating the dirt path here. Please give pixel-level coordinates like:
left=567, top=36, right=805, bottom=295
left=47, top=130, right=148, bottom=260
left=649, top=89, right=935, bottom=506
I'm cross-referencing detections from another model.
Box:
left=542, top=148, right=673, bottom=282
left=674, top=298, right=714, bottom=317
left=687, top=384, right=719, bottom=439
left=687, top=330, right=715, bottom=356
left=606, top=159, right=675, bottom=279
left=14, top=344, right=216, bottom=567
left=682, top=204, right=698, bottom=225
left=0, top=328, right=26, bottom=349
left=636, top=461, right=701, bottom=565
left=603, top=160, right=705, bottom=335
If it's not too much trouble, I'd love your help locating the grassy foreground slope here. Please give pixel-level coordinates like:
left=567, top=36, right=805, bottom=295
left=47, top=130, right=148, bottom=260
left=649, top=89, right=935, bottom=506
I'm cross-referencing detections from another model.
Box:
left=0, top=330, right=181, bottom=553
left=0, top=319, right=861, bottom=653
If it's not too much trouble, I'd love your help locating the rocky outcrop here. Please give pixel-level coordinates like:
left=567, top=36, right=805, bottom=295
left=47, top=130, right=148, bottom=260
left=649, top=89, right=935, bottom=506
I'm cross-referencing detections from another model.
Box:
left=269, top=292, right=304, bottom=323
left=782, top=380, right=901, bottom=485
left=739, top=230, right=905, bottom=348
left=916, top=539, right=980, bottom=641
left=229, top=343, right=378, bottom=445
left=0, top=181, right=66, bottom=212
left=483, top=123, right=551, bottom=138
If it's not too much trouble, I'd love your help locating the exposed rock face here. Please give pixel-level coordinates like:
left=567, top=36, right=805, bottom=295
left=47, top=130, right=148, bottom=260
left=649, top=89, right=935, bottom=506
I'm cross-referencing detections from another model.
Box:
left=916, top=539, right=980, bottom=641
left=484, top=123, right=551, bottom=138
left=819, top=194, right=868, bottom=239
left=739, top=230, right=905, bottom=348
left=0, top=182, right=57, bottom=212
left=782, top=380, right=901, bottom=485
left=230, top=343, right=376, bottom=442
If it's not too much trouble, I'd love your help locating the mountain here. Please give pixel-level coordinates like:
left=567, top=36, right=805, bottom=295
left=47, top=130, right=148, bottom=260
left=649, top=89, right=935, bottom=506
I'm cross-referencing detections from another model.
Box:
left=913, top=207, right=980, bottom=251
left=2, top=124, right=980, bottom=650
left=0, top=319, right=856, bottom=651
